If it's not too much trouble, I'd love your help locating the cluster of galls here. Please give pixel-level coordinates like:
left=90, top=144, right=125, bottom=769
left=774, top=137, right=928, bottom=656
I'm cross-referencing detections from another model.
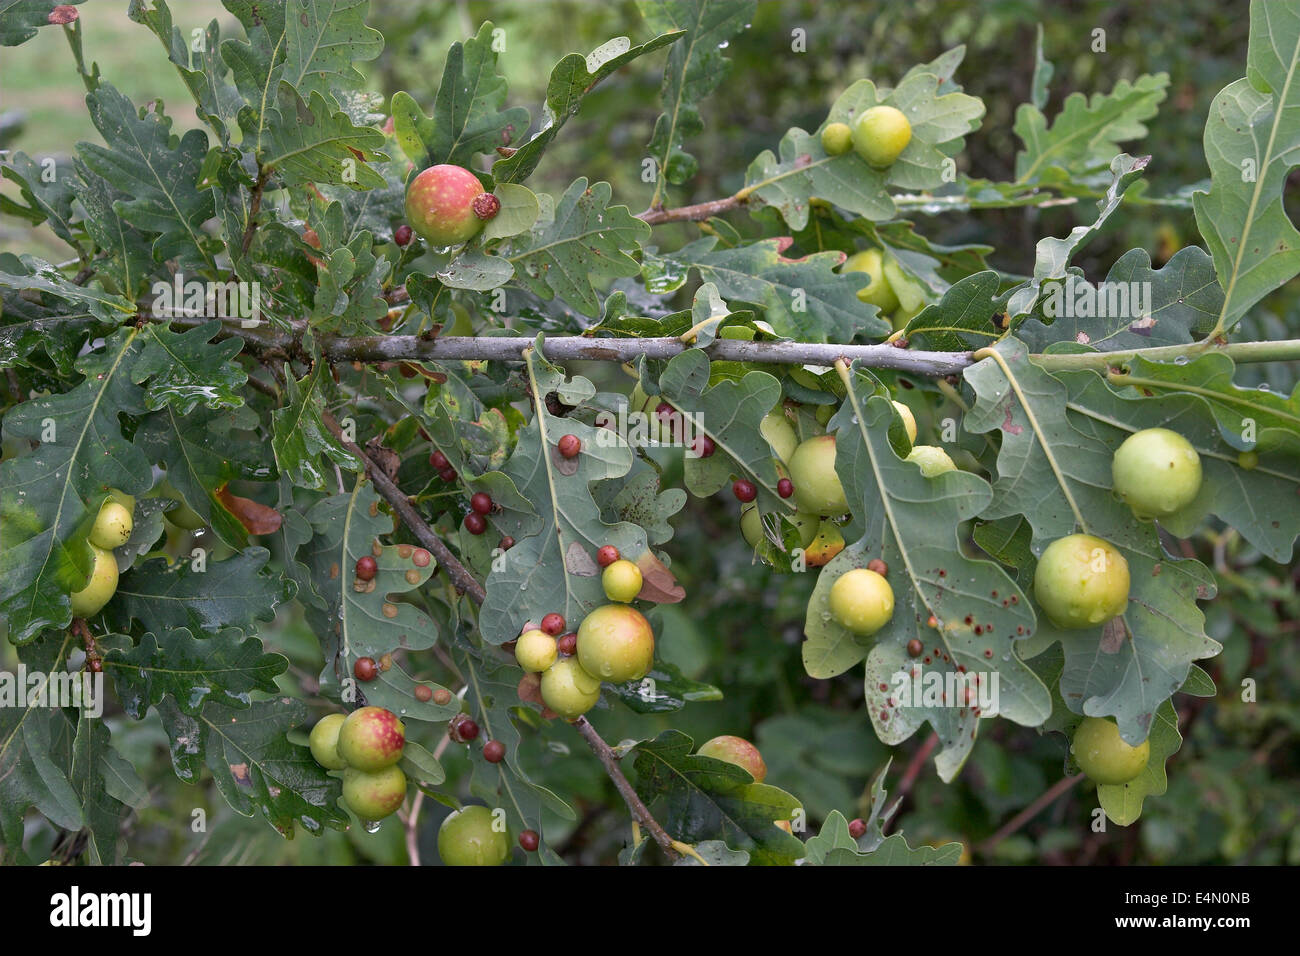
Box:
left=818, top=105, right=930, bottom=331
left=514, top=548, right=654, bottom=719
left=445, top=712, right=508, bottom=765
left=67, top=489, right=135, bottom=623
left=309, top=706, right=408, bottom=821
left=1039, top=428, right=1202, bottom=786
left=734, top=400, right=942, bottom=613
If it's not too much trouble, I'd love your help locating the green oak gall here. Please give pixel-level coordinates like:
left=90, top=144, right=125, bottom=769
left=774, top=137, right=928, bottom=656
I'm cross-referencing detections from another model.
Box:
left=1071, top=716, right=1150, bottom=785
left=437, top=805, right=509, bottom=866
left=852, top=105, right=912, bottom=167
left=577, top=603, right=655, bottom=683
left=342, top=765, right=407, bottom=820
left=308, top=713, right=349, bottom=771
left=1033, top=534, right=1130, bottom=629
left=1111, top=427, right=1202, bottom=518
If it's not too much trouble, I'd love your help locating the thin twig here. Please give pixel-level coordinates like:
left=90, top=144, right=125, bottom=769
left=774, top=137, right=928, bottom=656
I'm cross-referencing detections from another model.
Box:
left=978, top=773, right=1084, bottom=856
left=321, top=410, right=486, bottom=602
left=880, top=731, right=939, bottom=834
left=637, top=194, right=746, bottom=225
left=239, top=167, right=269, bottom=258
left=896, top=732, right=939, bottom=799
left=571, top=716, right=678, bottom=860
left=404, top=789, right=424, bottom=866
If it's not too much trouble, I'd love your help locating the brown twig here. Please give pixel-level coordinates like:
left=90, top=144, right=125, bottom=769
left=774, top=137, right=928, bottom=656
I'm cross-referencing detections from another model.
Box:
left=571, top=716, right=678, bottom=860
left=239, top=167, right=270, bottom=258
left=321, top=410, right=486, bottom=603
left=978, top=773, right=1084, bottom=856
left=880, top=731, right=939, bottom=834
left=318, top=412, right=680, bottom=861
left=403, top=789, right=425, bottom=866
left=637, top=193, right=746, bottom=225
left=896, top=732, right=939, bottom=799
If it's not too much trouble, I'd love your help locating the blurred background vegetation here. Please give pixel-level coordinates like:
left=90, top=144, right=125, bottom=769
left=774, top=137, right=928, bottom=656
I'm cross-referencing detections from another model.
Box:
left=3, top=0, right=1296, bottom=865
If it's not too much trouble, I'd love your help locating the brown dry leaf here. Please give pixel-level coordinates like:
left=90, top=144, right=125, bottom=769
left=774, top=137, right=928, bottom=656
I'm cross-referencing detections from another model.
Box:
left=634, top=550, right=685, bottom=604
left=364, top=441, right=401, bottom=481
left=215, top=485, right=283, bottom=535
left=1099, top=617, right=1128, bottom=654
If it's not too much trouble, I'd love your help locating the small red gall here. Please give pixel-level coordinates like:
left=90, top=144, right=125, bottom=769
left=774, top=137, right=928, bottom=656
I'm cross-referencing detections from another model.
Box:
left=596, top=545, right=620, bottom=567
left=464, top=512, right=487, bottom=535
left=354, top=657, right=378, bottom=682
left=470, top=492, right=493, bottom=515
left=732, top=479, right=757, bottom=503
left=557, top=434, right=581, bottom=458
left=777, top=478, right=794, bottom=498
left=690, top=434, right=716, bottom=458
left=355, top=556, right=378, bottom=581
left=472, top=192, right=501, bottom=221
left=449, top=714, right=479, bottom=743
left=541, top=613, right=565, bottom=636
left=483, top=740, right=506, bottom=763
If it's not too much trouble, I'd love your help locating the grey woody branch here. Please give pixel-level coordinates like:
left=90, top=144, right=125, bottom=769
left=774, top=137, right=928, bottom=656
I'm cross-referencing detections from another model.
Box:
left=162, top=316, right=1300, bottom=376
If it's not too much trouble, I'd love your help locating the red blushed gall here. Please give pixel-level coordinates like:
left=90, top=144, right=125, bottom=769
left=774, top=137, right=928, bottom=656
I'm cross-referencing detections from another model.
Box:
left=733, top=479, right=757, bottom=503
left=354, top=657, right=378, bottom=682
left=777, top=478, right=794, bottom=498
left=541, top=613, right=565, bottom=636
left=556, top=633, right=577, bottom=656
left=337, top=706, right=406, bottom=771
left=432, top=688, right=452, bottom=706
left=430, top=450, right=450, bottom=470
left=557, top=434, right=581, bottom=458
left=483, top=740, right=506, bottom=763
left=499, top=536, right=515, bottom=551
left=355, top=555, right=378, bottom=581
left=867, top=558, right=888, bottom=577
left=519, top=829, right=540, bottom=852
left=394, top=224, right=413, bottom=246
left=848, top=818, right=867, bottom=839
left=464, top=512, right=486, bottom=535
left=414, top=685, right=434, bottom=702
left=596, top=545, right=620, bottom=567
left=406, top=164, right=487, bottom=245
left=470, top=492, right=493, bottom=515
left=439, top=466, right=458, bottom=483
